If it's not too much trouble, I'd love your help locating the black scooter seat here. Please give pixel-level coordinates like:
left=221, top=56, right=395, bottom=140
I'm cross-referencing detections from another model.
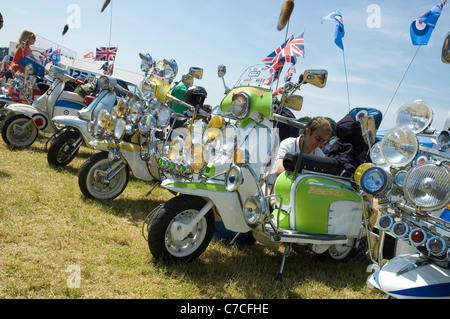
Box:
left=283, top=152, right=342, bottom=176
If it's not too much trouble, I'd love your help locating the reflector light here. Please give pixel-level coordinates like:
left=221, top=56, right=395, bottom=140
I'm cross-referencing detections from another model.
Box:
left=426, top=237, right=446, bottom=255
left=409, top=228, right=427, bottom=246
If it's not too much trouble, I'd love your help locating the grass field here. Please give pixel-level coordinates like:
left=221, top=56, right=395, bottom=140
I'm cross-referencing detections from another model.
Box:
left=0, top=135, right=384, bottom=299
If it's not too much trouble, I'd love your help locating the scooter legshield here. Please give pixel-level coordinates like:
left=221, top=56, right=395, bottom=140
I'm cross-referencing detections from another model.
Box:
left=273, top=172, right=362, bottom=236
left=368, top=254, right=450, bottom=299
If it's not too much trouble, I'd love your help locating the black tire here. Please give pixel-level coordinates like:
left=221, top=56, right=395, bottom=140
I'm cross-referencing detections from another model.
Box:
left=1, top=114, right=38, bottom=148
left=148, top=195, right=215, bottom=263
left=47, top=130, right=81, bottom=166
left=78, top=151, right=129, bottom=200
left=316, top=239, right=356, bottom=263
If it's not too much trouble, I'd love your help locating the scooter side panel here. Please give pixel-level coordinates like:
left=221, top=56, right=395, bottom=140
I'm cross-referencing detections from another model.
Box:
left=53, top=91, right=85, bottom=118
left=118, top=143, right=154, bottom=181
left=294, top=176, right=360, bottom=234
left=369, top=254, right=450, bottom=299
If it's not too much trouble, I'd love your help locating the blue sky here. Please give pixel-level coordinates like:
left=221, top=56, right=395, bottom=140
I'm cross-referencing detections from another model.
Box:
left=1, top=0, right=449, bottom=131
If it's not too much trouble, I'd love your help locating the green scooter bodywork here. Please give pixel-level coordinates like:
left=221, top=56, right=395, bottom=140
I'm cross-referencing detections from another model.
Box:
left=273, top=172, right=362, bottom=235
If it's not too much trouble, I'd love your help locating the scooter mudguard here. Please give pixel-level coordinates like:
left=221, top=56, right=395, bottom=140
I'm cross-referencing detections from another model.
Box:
left=274, top=172, right=361, bottom=237
left=161, top=179, right=252, bottom=234
left=368, top=254, right=450, bottom=299
left=52, top=116, right=92, bottom=145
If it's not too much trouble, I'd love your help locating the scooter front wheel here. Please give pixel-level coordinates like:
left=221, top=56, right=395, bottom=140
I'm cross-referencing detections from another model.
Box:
left=148, top=195, right=215, bottom=263
left=78, top=151, right=129, bottom=200
left=1, top=114, right=38, bottom=148
left=47, top=130, right=81, bottom=166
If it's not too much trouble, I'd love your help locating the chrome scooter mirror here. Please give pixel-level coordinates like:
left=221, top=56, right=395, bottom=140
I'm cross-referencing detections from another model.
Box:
left=303, top=69, right=328, bottom=88
left=359, top=115, right=377, bottom=147
left=281, top=94, right=303, bottom=111
left=189, top=67, right=203, bottom=80
left=139, top=53, right=154, bottom=74
left=442, top=32, right=450, bottom=64
left=218, top=64, right=230, bottom=94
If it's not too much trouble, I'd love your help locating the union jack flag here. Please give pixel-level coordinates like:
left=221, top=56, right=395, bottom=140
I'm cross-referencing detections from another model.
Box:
left=104, top=62, right=114, bottom=76
left=284, top=64, right=296, bottom=82
left=95, top=47, right=117, bottom=61
left=40, top=48, right=53, bottom=66
left=263, top=33, right=304, bottom=79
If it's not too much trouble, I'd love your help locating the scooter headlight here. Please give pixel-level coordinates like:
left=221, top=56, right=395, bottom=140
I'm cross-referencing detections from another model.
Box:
left=379, top=128, right=418, bottom=167
left=225, top=164, right=243, bottom=192
left=231, top=92, right=251, bottom=119
left=244, top=195, right=266, bottom=227
left=156, top=105, right=171, bottom=128
left=404, top=162, right=450, bottom=211
left=360, top=166, right=391, bottom=196
left=98, top=75, right=111, bottom=90
left=426, top=237, right=447, bottom=255
left=394, top=170, right=408, bottom=187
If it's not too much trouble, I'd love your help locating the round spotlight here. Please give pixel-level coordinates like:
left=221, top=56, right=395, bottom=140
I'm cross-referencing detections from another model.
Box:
left=426, top=237, right=446, bottom=255
left=225, top=165, right=243, bottom=192
left=244, top=195, right=266, bottom=227
left=391, top=221, right=409, bottom=238
left=377, top=214, right=394, bottom=231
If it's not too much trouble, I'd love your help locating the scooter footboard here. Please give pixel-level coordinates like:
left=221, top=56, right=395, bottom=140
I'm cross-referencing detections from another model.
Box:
left=161, top=179, right=252, bottom=234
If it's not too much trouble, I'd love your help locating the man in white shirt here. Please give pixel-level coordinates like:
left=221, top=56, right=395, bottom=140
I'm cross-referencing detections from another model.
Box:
left=273, top=117, right=332, bottom=176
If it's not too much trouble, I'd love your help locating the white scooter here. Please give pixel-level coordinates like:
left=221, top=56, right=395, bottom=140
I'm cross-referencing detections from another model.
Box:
left=1, top=65, right=85, bottom=148
left=47, top=75, right=139, bottom=166
left=361, top=33, right=450, bottom=299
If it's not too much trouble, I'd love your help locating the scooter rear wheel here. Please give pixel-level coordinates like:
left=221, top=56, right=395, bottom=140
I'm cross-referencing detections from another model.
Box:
left=317, top=239, right=356, bottom=263
left=1, top=114, right=38, bottom=148
left=148, top=195, right=215, bottom=263
left=78, top=151, right=129, bottom=200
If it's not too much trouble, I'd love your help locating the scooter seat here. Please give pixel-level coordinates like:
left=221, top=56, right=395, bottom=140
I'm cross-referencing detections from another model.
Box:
left=283, top=152, right=342, bottom=176
left=170, top=115, right=189, bottom=129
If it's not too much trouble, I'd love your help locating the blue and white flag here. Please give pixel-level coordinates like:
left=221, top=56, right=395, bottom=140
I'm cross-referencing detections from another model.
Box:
left=410, top=0, right=447, bottom=46
left=321, top=11, right=345, bottom=50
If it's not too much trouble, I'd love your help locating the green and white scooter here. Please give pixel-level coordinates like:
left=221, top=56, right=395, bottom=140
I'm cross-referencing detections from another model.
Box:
left=144, top=64, right=378, bottom=279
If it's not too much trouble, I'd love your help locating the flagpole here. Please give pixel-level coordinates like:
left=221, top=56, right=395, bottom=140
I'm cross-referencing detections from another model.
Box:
left=108, top=0, right=113, bottom=48
left=384, top=46, right=421, bottom=117
left=342, top=50, right=350, bottom=112
left=276, top=19, right=291, bottom=90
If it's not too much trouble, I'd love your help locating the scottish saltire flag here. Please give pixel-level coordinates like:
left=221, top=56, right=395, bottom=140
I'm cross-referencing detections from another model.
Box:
left=284, top=64, right=296, bottom=82
left=39, top=48, right=53, bottom=65
left=410, top=0, right=447, bottom=45
left=95, top=47, right=117, bottom=61
left=321, top=11, right=345, bottom=50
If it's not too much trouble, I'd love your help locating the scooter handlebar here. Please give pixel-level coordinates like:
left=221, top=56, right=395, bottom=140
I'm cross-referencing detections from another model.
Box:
left=271, top=113, right=306, bottom=130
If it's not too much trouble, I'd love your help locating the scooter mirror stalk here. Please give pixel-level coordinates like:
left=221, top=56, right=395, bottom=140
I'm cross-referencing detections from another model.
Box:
left=442, top=32, right=450, bottom=64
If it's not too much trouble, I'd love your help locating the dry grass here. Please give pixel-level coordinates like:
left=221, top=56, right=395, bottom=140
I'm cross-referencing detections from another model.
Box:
left=0, top=135, right=383, bottom=299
